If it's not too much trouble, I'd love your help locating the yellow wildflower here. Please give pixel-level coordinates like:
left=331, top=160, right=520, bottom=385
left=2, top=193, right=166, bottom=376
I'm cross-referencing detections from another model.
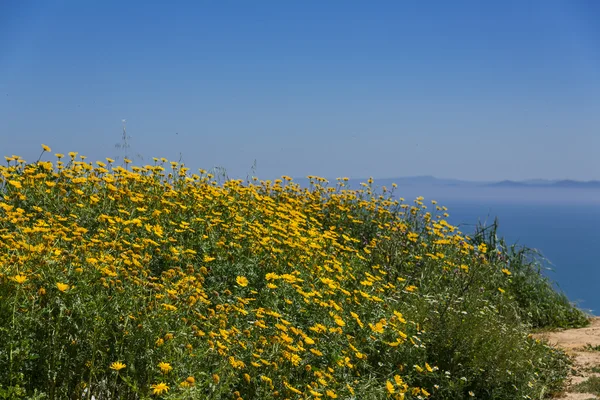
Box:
left=386, top=380, right=395, bottom=394
left=150, top=382, right=169, bottom=395
left=394, top=375, right=403, bottom=385
left=56, top=282, right=70, bottom=292
left=284, top=382, right=303, bottom=395
left=12, top=275, right=27, bottom=284
left=236, top=276, right=249, bottom=287
left=109, top=361, right=126, bottom=371
left=158, top=361, right=172, bottom=374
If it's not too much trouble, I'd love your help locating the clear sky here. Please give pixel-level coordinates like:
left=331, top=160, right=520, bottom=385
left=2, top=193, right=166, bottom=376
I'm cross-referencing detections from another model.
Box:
left=1, top=0, right=599, bottom=181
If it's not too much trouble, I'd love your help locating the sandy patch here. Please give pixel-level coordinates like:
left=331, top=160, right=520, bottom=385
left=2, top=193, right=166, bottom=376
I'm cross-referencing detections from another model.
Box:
left=535, top=318, right=600, bottom=399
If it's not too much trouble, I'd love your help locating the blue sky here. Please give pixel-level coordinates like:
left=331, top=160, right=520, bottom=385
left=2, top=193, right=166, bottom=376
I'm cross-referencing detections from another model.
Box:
left=1, top=0, right=599, bottom=181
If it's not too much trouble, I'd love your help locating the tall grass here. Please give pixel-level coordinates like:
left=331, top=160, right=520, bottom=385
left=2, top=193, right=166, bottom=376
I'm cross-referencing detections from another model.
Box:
left=471, top=219, right=588, bottom=329
left=0, top=148, right=589, bottom=399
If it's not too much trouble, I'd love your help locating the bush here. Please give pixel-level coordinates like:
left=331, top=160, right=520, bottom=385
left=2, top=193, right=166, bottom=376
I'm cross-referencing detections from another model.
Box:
left=0, top=148, right=588, bottom=399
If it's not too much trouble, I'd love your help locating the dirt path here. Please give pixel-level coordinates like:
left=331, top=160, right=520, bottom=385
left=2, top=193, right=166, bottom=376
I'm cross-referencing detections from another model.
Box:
left=535, top=318, right=600, bottom=399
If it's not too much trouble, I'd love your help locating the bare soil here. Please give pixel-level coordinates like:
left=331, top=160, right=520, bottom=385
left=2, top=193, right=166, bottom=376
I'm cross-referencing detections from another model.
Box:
left=535, top=318, right=600, bottom=400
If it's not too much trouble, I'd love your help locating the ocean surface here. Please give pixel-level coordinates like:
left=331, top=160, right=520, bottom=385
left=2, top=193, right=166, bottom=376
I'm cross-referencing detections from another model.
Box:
left=390, top=185, right=600, bottom=315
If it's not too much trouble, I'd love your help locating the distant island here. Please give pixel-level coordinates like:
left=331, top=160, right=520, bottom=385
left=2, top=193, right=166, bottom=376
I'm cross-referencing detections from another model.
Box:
left=488, top=179, right=600, bottom=189
left=296, top=176, right=600, bottom=189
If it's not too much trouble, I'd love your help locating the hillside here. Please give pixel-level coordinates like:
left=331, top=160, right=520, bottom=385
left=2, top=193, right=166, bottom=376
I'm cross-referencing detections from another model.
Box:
left=0, top=148, right=590, bottom=399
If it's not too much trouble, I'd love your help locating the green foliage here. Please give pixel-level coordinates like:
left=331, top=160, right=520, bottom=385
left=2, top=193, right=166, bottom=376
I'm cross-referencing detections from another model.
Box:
left=0, top=151, right=589, bottom=399
left=572, top=376, right=600, bottom=396
left=584, top=344, right=600, bottom=352
left=471, top=219, right=589, bottom=329
left=364, top=199, right=584, bottom=399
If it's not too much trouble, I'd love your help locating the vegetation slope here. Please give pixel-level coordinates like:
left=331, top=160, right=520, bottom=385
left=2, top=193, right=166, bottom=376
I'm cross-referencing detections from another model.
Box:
left=0, top=147, right=589, bottom=399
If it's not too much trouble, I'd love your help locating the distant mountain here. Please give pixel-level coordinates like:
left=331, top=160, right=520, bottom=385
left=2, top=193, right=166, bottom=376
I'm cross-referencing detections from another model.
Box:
left=292, top=175, right=476, bottom=188
left=292, top=176, right=600, bottom=189
left=488, top=180, right=528, bottom=187
left=487, top=179, right=600, bottom=189
left=521, top=179, right=556, bottom=186
left=357, top=176, right=479, bottom=187
left=553, top=180, right=600, bottom=188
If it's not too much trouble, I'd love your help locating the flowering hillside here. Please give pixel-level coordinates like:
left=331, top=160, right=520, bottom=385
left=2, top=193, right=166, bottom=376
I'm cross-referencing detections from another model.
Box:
left=0, top=146, right=587, bottom=399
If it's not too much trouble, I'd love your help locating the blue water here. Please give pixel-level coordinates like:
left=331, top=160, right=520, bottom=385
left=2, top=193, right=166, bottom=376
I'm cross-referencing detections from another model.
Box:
left=444, top=201, right=600, bottom=315
left=391, top=185, right=600, bottom=315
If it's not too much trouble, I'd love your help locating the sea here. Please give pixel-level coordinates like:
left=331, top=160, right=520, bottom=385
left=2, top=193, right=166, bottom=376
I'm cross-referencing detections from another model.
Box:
left=391, top=185, right=600, bottom=315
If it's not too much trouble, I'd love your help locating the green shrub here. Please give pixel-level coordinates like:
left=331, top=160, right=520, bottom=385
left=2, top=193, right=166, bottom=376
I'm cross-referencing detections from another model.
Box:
left=0, top=151, right=587, bottom=399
